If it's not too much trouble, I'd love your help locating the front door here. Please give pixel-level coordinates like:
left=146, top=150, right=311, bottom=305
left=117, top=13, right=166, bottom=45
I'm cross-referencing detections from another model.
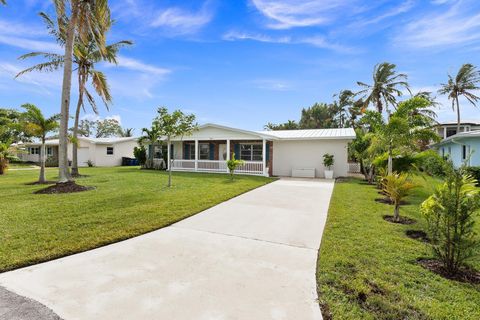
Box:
left=219, top=144, right=227, bottom=161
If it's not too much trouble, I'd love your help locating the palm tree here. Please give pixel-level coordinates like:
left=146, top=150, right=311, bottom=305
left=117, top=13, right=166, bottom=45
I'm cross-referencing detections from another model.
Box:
left=54, top=0, right=110, bottom=183
left=382, top=173, right=416, bottom=222
left=21, top=104, right=59, bottom=183
left=1, top=1, right=6, bottom=5
left=121, top=128, right=134, bottom=137
left=438, top=63, right=480, bottom=133
left=0, top=140, right=15, bottom=175
left=356, top=62, right=410, bottom=114
left=17, top=13, right=132, bottom=177
left=139, top=126, right=162, bottom=169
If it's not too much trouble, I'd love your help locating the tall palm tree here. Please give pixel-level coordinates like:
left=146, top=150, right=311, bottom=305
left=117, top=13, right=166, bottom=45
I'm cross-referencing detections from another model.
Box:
left=438, top=63, right=480, bottom=133
left=356, top=62, right=410, bottom=114
left=54, top=0, right=110, bottom=183
left=17, top=13, right=132, bottom=177
left=21, top=104, right=59, bottom=183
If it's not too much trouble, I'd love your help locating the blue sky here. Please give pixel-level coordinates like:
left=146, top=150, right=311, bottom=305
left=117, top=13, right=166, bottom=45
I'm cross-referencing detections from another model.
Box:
left=1, top=0, right=480, bottom=133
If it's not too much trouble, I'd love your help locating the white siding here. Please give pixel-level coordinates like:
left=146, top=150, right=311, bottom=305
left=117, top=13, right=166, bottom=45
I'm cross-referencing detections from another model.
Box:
left=93, top=141, right=137, bottom=167
left=272, top=139, right=350, bottom=178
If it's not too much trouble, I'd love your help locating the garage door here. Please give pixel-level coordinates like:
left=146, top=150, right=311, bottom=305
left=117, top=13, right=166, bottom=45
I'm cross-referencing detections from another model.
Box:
left=77, top=147, right=90, bottom=167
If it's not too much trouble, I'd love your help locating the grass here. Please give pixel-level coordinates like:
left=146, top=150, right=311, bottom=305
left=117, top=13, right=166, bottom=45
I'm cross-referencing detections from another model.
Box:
left=0, top=167, right=273, bottom=273
left=7, top=162, right=38, bottom=169
left=317, top=175, right=480, bottom=320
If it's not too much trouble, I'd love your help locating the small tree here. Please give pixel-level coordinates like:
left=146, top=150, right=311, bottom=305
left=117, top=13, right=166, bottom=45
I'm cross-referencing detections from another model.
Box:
left=382, top=173, right=416, bottom=222
left=21, top=104, right=59, bottom=183
left=154, top=107, right=197, bottom=187
left=421, top=164, right=480, bottom=274
left=0, top=140, right=16, bottom=175
left=226, top=153, right=244, bottom=180
left=323, top=154, right=334, bottom=170
left=138, top=125, right=161, bottom=169
left=133, top=145, right=147, bottom=167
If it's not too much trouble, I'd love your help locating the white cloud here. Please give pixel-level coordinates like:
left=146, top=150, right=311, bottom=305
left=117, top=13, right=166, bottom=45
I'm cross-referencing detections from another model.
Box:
left=0, top=62, right=62, bottom=94
left=250, top=0, right=356, bottom=29
left=0, top=35, right=61, bottom=53
left=351, top=0, right=415, bottom=28
left=150, top=3, right=213, bottom=35
left=252, top=79, right=293, bottom=91
left=397, top=0, right=480, bottom=49
left=223, top=31, right=352, bottom=52
left=115, top=56, right=171, bottom=76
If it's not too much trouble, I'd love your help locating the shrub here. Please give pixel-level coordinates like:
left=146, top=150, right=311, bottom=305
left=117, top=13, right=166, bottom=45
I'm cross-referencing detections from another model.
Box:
left=87, top=160, right=94, bottom=167
left=382, top=173, right=417, bottom=222
left=421, top=164, right=480, bottom=274
left=465, top=166, right=480, bottom=186
left=323, top=153, right=334, bottom=170
left=134, top=146, right=147, bottom=166
left=415, top=150, right=446, bottom=177
left=373, top=153, right=416, bottom=173
left=226, top=153, right=244, bottom=180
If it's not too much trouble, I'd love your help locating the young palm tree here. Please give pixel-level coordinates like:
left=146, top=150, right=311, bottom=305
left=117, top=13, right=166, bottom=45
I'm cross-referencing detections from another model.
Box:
left=139, top=126, right=162, bottom=169
left=438, top=63, right=480, bottom=133
left=382, top=173, right=416, bottom=222
left=21, top=104, right=59, bottom=183
left=356, top=62, right=410, bottom=114
left=17, top=13, right=132, bottom=177
left=54, top=0, right=110, bottom=183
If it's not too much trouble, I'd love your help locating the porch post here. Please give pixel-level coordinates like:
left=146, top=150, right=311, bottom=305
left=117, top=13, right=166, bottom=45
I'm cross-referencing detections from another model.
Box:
left=226, top=139, right=230, bottom=173
left=443, top=127, right=446, bottom=139
left=167, top=141, right=171, bottom=171
left=194, top=139, right=199, bottom=171
left=262, top=138, right=267, bottom=176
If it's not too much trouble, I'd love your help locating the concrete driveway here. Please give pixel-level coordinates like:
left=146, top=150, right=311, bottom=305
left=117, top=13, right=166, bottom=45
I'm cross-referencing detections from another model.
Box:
left=0, top=178, right=334, bottom=320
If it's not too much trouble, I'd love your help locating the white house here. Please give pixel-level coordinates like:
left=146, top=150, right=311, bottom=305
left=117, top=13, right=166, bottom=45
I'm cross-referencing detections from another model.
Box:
left=152, top=123, right=355, bottom=178
left=17, top=136, right=138, bottom=167
left=434, top=120, right=480, bottom=139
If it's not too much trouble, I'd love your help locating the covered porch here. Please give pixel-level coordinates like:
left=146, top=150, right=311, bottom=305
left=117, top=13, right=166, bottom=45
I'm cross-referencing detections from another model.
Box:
left=168, top=139, right=272, bottom=176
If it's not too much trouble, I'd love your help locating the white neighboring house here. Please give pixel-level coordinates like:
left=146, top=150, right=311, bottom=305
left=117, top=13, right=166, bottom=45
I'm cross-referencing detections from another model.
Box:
left=16, top=136, right=138, bottom=167
left=434, top=120, right=480, bottom=139
left=154, top=123, right=355, bottom=178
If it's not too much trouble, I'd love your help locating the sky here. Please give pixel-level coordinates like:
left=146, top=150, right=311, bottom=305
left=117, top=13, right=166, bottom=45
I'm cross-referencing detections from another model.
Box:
left=1, top=0, right=480, bottom=133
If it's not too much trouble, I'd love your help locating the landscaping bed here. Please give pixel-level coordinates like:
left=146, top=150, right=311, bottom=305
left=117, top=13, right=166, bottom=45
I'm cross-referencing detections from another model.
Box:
left=317, top=177, right=480, bottom=319
left=0, top=167, right=272, bottom=272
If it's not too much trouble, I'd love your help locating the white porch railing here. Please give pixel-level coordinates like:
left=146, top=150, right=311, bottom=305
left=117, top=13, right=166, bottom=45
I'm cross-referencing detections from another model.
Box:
left=170, top=159, right=264, bottom=175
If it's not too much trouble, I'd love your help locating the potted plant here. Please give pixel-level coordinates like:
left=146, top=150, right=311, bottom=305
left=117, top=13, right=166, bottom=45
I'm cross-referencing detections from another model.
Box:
left=323, top=153, right=334, bottom=179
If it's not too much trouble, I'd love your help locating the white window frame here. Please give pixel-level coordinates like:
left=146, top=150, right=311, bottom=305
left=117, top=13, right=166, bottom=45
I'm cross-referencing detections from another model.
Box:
left=239, top=143, right=263, bottom=161
left=29, top=147, right=39, bottom=155
left=106, top=146, right=114, bottom=156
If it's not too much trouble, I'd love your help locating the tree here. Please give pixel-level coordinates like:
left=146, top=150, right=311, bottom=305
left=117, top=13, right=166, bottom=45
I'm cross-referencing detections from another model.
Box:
left=438, top=63, right=480, bottom=133
left=120, top=128, right=134, bottom=137
left=21, top=104, right=59, bottom=183
left=0, top=108, right=30, bottom=143
left=76, top=119, right=95, bottom=137
left=17, top=12, right=132, bottom=177
left=154, top=107, right=197, bottom=187
left=226, top=153, right=244, bottom=180
left=95, top=118, right=122, bottom=138
left=382, top=173, right=416, bottom=222
left=138, top=125, right=162, bottom=169
left=0, top=0, right=6, bottom=5
left=264, top=120, right=299, bottom=130
left=0, top=141, right=16, bottom=175
left=356, top=62, right=410, bottom=114
left=54, top=0, right=110, bottom=183
left=421, top=164, right=480, bottom=274
left=333, top=90, right=356, bottom=127
left=299, top=103, right=339, bottom=129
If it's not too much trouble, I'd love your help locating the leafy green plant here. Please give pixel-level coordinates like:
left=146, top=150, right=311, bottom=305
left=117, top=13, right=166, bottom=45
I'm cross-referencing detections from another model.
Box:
left=323, top=153, right=334, bottom=170
left=0, top=141, right=15, bottom=175
left=133, top=145, right=147, bottom=166
left=421, top=165, right=480, bottom=274
left=87, top=160, right=94, bottom=167
left=415, top=150, right=446, bottom=177
left=465, top=166, right=480, bottom=186
left=382, top=173, right=417, bottom=222
left=226, top=153, right=244, bottom=181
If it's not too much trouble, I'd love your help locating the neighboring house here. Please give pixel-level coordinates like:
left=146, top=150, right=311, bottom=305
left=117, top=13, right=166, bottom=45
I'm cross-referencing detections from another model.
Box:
left=434, top=120, right=480, bottom=139
left=432, top=131, right=480, bottom=167
left=150, top=123, right=355, bottom=178
left=16, top=137, right=138, bottom=167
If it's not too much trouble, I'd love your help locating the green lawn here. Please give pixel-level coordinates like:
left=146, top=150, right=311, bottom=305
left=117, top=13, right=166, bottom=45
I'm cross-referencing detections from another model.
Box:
left=7, top=162, right=38, bottom=169
left=317, top=176, right=480, bottom=320
left=0, top=167, right=273, bottom=273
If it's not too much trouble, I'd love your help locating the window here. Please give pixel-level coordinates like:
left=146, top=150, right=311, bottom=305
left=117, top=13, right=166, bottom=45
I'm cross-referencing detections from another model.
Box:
left=448, top=147, right=451, bottom=155
left=153, top=145, right=162, bottom=159
left=462, top=145, right=468, bottom=160
left=106, top=147, right=114, bottom=155
left=47, top=147, right=53, bottom=156
left=442, top=148, right=445, bottom=158
left=446, top=129, right=457, bottom=137
left=184, top=143, right=195, bottom=160
left=29, top=147, right=39, bottom=155
left=240, top=143, right=262, bottom=161
left=199, top=143, right=210, bottom=160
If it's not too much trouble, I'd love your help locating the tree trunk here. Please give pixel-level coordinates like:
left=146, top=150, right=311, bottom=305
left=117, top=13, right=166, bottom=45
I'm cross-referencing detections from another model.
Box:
left=58, top=5, right=78, bottom=183
left=455, top=95, right=461, bottom=134
left=71, top=74, right=84, bottom=177
left=394, top=202, right=400, bottom=222
left=376, top=100, right=383, bottom=114
left=387, top=152, right=393, bottom=175
left=39, top=137, right=46, bottom=183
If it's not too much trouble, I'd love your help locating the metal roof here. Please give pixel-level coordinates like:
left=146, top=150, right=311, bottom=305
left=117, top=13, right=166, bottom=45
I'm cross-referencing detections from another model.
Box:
left=432, top=130, right=480, bottom=147
left=16, top=137, right=138, bottom=146
left=256, top=128, right=356, bottom=140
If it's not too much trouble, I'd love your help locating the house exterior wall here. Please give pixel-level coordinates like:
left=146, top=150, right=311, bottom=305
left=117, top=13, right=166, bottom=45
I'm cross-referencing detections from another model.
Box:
left=272, top=139, right=350, bottom=178
left=436, top=138, right=480, bottom=167
left=93, top=140, right=137, bottom=167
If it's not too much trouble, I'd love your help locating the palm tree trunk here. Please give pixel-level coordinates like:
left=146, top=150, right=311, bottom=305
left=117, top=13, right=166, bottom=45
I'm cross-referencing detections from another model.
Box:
left=387, top=145, right=393, bottom=175
left=58, top=5, right=78, bottom=183
left=71, top=74, right=85, bottom=177
left=394, top=202, right=400, bottom=222
left=376, top=100, right=383, bottom=114
left=455, top=96, right=461, bottom=134
left=39, top=137, right=46, bottom=183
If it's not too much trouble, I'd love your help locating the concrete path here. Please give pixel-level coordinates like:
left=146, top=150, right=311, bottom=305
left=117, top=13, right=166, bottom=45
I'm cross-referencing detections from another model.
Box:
left=0, top=178, right=334, bottom=320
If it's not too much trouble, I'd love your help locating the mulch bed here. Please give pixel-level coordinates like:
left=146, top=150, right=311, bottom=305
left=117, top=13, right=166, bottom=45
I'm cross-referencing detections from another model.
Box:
left=406, top=230, right=429, bottom=242
left=417, top=258, right=480, bottom=284
left=375, top=198, right=408, bottom=205
left=335, top=177, right=351, bottom=183
left=25, top=181, right=57, bottom=185
left=383, top=215, right=416, bottom=225
left=34, top=181, right=95, bottom=194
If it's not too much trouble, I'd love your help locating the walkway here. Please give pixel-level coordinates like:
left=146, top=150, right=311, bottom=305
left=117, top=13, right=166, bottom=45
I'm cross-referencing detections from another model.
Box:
left=0, top=178, right=334, bottom=320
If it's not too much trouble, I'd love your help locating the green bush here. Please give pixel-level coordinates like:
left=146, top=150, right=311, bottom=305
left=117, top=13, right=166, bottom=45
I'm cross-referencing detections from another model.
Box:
left=465, top=167, right=480, bottom=186
left=373, top=153, right=416, bottom=173
left=133, top=145, right=147, bottom=166
left=415, top=150, right=445, bottom=177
